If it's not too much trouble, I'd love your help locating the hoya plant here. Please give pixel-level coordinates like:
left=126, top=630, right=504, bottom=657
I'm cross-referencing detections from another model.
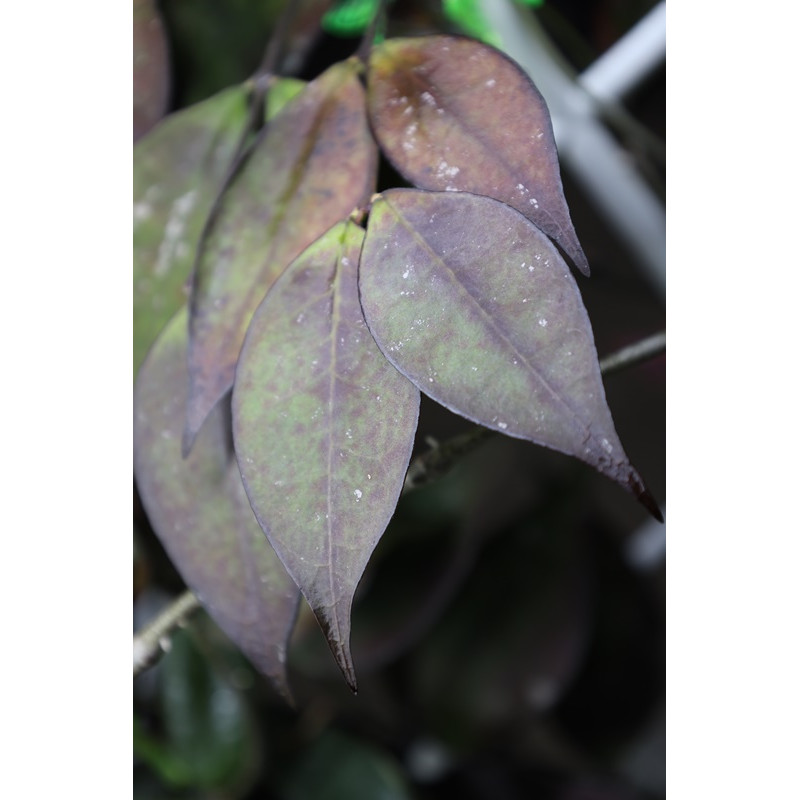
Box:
left=133, top=0, right=663, bottom=704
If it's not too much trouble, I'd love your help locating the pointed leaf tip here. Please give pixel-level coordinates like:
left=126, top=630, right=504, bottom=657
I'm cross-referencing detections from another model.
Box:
left=316, top=607, right=359, bottom=693
left=367, top=35, right=589, bottom=276
left=630, top=476, right=664, bottom=523
left=359, top=189, right=646, bottom=508
left=232, top=221, right=419, bottom=692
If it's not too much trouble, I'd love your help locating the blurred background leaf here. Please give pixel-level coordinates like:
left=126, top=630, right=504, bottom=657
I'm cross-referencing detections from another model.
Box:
left=134, top=625, right=259, bottom=796
left=133, top=0, right=171, bottom=140
left=280, top=730, right=414, bottom=800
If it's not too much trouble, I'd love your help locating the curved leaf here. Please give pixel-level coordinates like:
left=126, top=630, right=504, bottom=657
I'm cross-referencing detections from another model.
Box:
left=185, top=59, right=378, bottom=454
left=359, top=189, right=659, bottom=518
left=133, top=77, right=305, bottom=377
left=133, top=307, right=300, bottom=700
left=367, top=35, right=589, bottom=275
left=232, top=221, right=420, bottom=691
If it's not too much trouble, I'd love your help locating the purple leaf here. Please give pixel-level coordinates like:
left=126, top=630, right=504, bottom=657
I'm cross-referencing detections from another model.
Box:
left=359, top=189, right=659, bottom=518
left=232, top=221, right=420, bottom=691
left=133, top=78, right=305, bottom=377
left=185, top=59, right=378, bottom=455
left=134, top=307, right=301, bottom=701
left=367, top=35, right=589, bottom=275
left=133, top=0, right=170, bottom=142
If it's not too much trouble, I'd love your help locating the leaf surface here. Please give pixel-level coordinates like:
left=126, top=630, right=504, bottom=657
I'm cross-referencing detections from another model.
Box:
left=367, top=35, right=589, bottom=275
left=359, top=189, right=659, bottom=516
left=186, top=59, right=378, bottom=454
left=133, top=78, right=305, bottom=377
left=232, top=222, right=420, bottom=690
left=133, top=307, right=300, bottom=700
left=133, top=0, right=170, bottom=141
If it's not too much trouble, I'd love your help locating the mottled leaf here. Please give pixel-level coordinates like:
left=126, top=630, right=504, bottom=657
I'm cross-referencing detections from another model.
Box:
left=185, top=59, right=378, bottom=454
left=133, top=307, right=300, bottom=700
left=367, top=35, right=589, bottom=275
left=232, top=221, right=420, bottom=691
left=359, top=189, right=660, bottom=518
left=133, top=77, right=305, bottom=377
left=133, top=0, right=170, bottom=141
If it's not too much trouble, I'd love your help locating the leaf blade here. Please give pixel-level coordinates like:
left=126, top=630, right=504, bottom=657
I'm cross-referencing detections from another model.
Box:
left=367, top=35, right=589, bottom=275
left=359, top=189, right=657, bottom=515
left=232, top=221, right=420, bottom=690
left=133, top=78, right=306, bottom=378
left=133, top=307, right=301, bottom=700
left=185, top=59, right=378, bottom=453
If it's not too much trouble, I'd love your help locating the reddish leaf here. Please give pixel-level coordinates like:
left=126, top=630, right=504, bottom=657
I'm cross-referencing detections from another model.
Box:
left=134, top=307, right=300, bottom=700
left=367, top=35, right=589, bottom=275
left=359, top=189, right=660, bottom=518
left=133, top=0, right=170, bottom=141
left=232, top=222, right=420, bottom=690
left=185, top=59, right=378, bottom=455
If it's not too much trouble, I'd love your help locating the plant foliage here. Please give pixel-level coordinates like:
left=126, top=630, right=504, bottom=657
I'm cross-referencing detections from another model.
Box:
left=133, top=8, right=661, bottom=699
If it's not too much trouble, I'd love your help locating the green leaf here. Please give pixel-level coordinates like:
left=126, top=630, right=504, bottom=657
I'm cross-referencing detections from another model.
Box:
left=133, top=307, right=300, bottom=700
left=134, top=629, right=255, bottom=790
left=232, top=221, right=420, bottom=691
left=281, top=730, right=413, bottom=800
left=359, top=189, right=659, bottom=517
left=133, top=77, right=306, bottom=377
left=367, top=35, right=589, bottom=275
left=185, top=58, right=378, bottom=455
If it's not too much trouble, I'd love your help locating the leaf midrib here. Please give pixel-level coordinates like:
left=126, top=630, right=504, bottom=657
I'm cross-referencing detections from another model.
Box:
left=383, top=194, right=590, bottom=441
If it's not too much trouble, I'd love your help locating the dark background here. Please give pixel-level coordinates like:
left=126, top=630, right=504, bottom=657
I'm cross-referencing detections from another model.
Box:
left=134, top=1, right=665, bottom=797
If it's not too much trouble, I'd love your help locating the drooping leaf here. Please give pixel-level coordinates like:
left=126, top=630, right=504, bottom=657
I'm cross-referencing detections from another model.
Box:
left=367, top=35, right=589, bottom=275
left=232, top=221, right=420, bottom=691
left=359, top=189, right=660, bottom=518
left=185, top=58, right=378, bottom=455
left=133, top=0, right=170, bottom=141
left=133, top=307, right=300, bottom=700
left=133, top=77, right=305, bottom=377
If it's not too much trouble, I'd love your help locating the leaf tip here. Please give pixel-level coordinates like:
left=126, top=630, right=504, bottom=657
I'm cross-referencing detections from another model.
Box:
left=315, top=607, right=359, bottom=693
left=627, top=472, right=664, bottom=523
left=271, top=673, right=297, bottom=708
left=561, top=239, right=590, bottom=277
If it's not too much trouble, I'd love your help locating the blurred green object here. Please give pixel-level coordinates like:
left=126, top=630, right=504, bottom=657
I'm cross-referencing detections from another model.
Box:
left=322, top=0, right=381, bottom=37
left=442, top=0, right=502, bottom=46
left=281, top=730, right=413, bottom=800
left=133, top=627, right=257, bottom=794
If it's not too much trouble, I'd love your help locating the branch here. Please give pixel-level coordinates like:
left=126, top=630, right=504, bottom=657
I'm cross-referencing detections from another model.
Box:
left=598, top=329, right=665, bottom=376
left=133, top=330, right=665, bottom=677
left=406, top=330, right=665, bottom=491
left=133, top=590, right=201, bottom=678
